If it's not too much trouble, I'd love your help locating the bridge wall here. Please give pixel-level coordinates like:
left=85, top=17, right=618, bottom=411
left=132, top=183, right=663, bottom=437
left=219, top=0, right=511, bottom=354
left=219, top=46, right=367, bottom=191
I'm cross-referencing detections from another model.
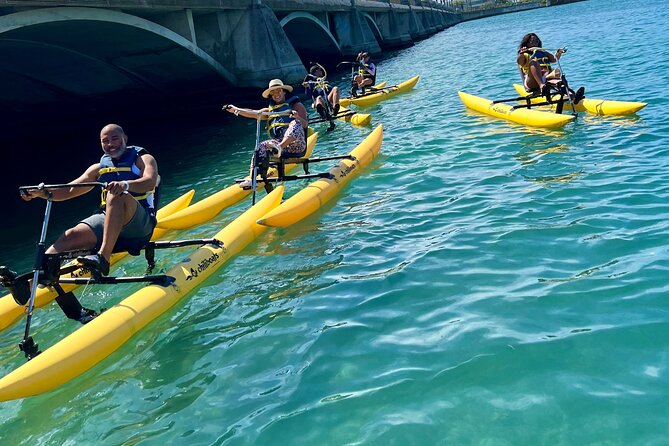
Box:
left=0, top=0, right=549, bottom=130
left=0, top=0, right=548, bottom=88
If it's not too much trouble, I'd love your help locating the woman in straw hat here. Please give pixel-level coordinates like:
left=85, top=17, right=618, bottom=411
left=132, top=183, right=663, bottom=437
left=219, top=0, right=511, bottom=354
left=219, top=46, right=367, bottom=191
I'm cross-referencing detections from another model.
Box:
left=226, top=79, right=308, bottom=190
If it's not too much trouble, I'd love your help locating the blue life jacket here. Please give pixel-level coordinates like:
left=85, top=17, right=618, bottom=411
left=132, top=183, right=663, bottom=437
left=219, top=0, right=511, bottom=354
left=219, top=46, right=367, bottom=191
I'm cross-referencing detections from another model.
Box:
left=266, top=96, right=300, bottom=140
left=98, top=146, right=156, bottom=212
left=519, top=49, right=553, bottom=75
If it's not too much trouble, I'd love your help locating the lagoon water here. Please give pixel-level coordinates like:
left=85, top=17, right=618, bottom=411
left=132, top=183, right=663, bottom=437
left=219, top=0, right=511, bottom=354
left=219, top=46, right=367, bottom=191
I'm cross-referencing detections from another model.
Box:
left=1, top=0, right=667, bottom=444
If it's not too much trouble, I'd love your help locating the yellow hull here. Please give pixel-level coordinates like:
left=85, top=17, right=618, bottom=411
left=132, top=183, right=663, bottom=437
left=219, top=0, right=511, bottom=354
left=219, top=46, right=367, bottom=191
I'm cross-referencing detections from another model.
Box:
left=0, top=190, right=195, bottom=333
left=337, top=106, right=371, bottom=126
left=0, top=187, right=284, bottom=402
left=257, top=125, right=383, bottom=227
left=340, top=76, right=419, bottom=108
left=512, top=84, right=647, bottom=116
left=156, top=132, right=318, bottom=230
left=333, top=81, right=383, bottom=125
left=458, top=91, right=575, bottom=128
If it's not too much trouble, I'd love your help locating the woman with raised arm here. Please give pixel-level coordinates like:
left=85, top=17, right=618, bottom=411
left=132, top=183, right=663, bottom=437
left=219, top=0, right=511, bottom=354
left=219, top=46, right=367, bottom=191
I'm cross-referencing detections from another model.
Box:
left=226, top=79, right=308, bottom=191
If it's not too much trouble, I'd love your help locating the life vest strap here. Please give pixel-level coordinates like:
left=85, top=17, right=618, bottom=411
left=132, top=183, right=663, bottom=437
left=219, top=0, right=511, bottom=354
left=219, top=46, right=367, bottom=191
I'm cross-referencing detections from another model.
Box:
left=99, top=166, right=132, bottom=175
left=100, top=189, right=155, bottom=207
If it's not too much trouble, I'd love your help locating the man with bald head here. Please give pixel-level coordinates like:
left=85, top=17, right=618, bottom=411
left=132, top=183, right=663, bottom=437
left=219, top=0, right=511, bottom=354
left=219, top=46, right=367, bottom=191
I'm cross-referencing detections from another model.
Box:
left=21, top=124, right=159, bottom=276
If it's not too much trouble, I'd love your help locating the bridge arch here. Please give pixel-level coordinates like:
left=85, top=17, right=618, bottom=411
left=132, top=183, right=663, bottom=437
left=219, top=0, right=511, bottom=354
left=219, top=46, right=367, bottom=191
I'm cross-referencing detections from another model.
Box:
left=0, top=6, right=235, bottom=115
left=280, top=12, right=342, bottom=63
left=362, top=13, right=384, bottom=47
left=0, top=7, right=235, bottom=80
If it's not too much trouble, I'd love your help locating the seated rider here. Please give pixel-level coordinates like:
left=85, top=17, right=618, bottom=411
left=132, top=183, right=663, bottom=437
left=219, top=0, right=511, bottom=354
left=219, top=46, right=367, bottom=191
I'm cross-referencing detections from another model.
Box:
left=517, top=33, right=584, bottom=103
left=19, top=124, right=160, bottom=277
left=226, top=79, right=308, bottom=192
left=351, top=51, right=377, bottom=97
left=302, top=63, right=340, bottom=131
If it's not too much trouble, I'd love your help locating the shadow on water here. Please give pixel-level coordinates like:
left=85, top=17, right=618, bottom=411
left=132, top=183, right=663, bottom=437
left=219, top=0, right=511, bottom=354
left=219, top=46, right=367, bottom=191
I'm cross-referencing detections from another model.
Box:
left=0, top=82, right=264, bottom=270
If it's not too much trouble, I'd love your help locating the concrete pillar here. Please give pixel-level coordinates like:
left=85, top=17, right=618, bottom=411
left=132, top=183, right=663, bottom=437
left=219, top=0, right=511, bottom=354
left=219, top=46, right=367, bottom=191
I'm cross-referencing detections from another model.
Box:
left=406, top=6, right=421, bottom=40
left=192, top=3, right=305, bottom=87
left=332, top=8, right=381, bottom=56
left=153, top=9, right=197, bottom=45
left=379, top=1, right=412, bottom=48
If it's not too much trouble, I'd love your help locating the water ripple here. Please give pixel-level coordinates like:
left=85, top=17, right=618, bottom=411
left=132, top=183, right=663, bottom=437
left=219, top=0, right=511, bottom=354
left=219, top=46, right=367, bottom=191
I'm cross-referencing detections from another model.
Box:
left=1, top=1, right=668, bottom=445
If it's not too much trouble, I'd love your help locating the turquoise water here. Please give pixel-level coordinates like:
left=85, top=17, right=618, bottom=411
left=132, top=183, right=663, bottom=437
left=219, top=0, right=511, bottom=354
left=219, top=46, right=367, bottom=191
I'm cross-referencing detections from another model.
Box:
left=1, top=0, right=668, bottom=444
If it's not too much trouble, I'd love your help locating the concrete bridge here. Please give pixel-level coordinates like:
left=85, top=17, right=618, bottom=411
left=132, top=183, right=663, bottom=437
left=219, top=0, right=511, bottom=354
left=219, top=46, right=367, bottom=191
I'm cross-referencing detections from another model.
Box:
left=0, top=0, right=547, bottom=131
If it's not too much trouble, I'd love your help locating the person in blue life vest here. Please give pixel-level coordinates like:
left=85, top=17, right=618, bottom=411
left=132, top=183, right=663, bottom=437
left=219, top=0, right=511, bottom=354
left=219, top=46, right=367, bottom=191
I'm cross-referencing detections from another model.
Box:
left=302, top=63, right=341, bottom=130
left=226, top=79, right=308, bottom=191
left=19, top=124, right=159, bottom=276
left=351, top=51, right=377, bottom=97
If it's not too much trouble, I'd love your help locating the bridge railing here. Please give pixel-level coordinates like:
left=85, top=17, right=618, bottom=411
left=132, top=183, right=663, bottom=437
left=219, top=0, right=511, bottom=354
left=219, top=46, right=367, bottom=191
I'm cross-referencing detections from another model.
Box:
left=365, top=0, right=542, bottom=13
left=434, top=0, right=545, bottom=13
left=359, top=0, right=455, bottom=12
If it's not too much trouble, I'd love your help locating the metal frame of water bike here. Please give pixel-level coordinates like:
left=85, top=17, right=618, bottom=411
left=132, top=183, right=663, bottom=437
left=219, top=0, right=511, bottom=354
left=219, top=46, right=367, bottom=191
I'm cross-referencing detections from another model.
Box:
left=494, top=47, right=580, bottom=115
left=0, top=182, right=223, bottom=360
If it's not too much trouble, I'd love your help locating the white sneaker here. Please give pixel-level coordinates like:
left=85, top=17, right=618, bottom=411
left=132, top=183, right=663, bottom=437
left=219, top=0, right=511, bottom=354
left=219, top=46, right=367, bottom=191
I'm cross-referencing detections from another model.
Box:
left=239, top=179, right=253, bottom=189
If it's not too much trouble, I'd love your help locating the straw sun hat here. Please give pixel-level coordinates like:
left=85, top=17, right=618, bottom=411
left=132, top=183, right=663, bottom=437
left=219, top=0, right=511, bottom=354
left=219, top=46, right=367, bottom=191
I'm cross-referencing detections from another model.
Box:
left=262, top=79, right=293, bottom=98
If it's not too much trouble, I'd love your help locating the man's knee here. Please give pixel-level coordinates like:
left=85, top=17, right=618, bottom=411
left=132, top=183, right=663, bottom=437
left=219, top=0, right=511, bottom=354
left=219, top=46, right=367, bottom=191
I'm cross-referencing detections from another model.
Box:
left=105, top=190, right=127, bottom=206
left=105, top=192, right=138, bottom=225
left=105, top=191, right=136, bottom=211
